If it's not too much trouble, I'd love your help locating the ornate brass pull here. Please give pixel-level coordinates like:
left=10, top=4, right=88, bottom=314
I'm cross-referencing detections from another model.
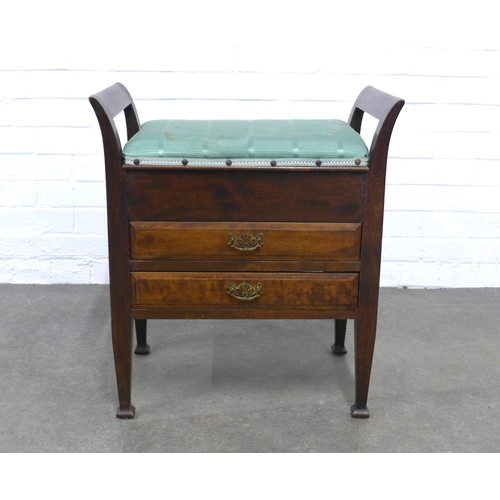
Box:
left=227, top=282, right=263, bottom=301
left=228, top=232, right=264, bottom=251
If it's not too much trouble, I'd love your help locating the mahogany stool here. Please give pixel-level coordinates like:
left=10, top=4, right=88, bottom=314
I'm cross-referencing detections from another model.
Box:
left=89, top=84, right=404, bottom=418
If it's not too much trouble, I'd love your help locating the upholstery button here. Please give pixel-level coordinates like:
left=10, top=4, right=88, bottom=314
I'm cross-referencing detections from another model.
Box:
left=270, top=160, right=277, bottom=167
left=315, top=160, right=322, bottom=166
left=226, top=159, right=232, bottom=166
left=182, top=159, right=188, bottom=166
left=133, top=159, right=140, bottom=165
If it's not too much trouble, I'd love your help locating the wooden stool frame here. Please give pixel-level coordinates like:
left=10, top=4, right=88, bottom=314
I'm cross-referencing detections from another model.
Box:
left=89, top=84, right=404, bottom=419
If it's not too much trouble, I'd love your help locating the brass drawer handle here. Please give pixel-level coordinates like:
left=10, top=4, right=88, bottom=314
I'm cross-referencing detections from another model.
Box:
left=227, top=282, right=263, bottom=301
left=228, top=232, right=264, bottom=251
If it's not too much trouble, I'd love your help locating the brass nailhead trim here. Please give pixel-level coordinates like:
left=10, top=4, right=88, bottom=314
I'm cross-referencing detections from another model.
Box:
left=181, top=159, right=188, bottom=166
left=133, top=158, right=140, bottom=165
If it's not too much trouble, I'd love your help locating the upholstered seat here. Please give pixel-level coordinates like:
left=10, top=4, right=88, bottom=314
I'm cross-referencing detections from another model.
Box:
left=122, top=119, right=369, bottom=167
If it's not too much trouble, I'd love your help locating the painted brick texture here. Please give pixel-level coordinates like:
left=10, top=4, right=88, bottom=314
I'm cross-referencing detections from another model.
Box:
left=0, top=1, right=498, bottom=286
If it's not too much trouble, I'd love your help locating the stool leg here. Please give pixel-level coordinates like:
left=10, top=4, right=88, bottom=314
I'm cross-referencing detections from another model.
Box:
left=351, top=314, right=376, bottom=418
left=134, top=319, right=150, bottom=355
left=331, top=319, right=348, bottom=355
left=113, top=314, right=135, bottom=419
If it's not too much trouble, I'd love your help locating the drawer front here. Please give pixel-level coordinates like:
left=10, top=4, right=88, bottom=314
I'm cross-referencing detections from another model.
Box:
left=130, top=222, right=361, bottom=261
left=131, top=272, right=358, bottom=311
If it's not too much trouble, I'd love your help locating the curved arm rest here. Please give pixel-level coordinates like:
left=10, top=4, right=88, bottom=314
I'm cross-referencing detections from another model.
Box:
left=348, top=86, right=405, bottom=163
left=89, top=82, right=141, bottom=165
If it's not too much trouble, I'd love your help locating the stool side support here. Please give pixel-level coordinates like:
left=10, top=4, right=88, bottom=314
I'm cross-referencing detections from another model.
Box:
left=89, top=82, right=141, bottom=418
left=348, top=86, right=405, bottom=417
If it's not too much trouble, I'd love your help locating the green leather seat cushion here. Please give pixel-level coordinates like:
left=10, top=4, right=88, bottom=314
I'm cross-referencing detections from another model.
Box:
left=122, top=119, right=369, bottom=167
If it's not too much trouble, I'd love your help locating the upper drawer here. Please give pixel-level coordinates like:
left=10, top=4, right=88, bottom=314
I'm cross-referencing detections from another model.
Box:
left=130, top=222, right=361, bottom=261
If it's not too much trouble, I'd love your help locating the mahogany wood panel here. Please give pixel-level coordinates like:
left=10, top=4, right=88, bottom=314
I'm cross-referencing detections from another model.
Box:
left=131, top=272, right=358, bottom=311
left=130, top=222, right=361, bottom=261
left=129, top=260, right=360, bottom=273
left=131, top=307, right=358, bottom=320
left=127, top=170, right=365, bottom=222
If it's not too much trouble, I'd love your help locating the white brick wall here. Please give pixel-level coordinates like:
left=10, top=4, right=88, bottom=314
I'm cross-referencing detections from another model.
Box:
left=0, top=0, right=499, bottom=286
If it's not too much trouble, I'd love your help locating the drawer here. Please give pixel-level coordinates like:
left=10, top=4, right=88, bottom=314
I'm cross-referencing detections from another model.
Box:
left=130, top=222, right=361, bottom=261
left=131, top=272, right=359, bottom=311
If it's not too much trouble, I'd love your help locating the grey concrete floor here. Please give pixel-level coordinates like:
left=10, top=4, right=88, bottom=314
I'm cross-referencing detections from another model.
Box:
left=1, top=284, right=499, bottom=452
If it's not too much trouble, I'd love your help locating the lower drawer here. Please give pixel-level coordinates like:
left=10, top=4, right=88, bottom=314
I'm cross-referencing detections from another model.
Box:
left=131, top=272, right=358, bottom=311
